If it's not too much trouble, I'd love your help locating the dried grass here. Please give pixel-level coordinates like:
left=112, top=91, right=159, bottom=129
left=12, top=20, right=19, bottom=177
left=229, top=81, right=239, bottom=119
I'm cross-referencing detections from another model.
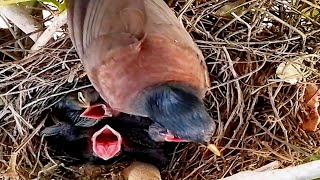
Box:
left=0, top=0, right=320, bottom=179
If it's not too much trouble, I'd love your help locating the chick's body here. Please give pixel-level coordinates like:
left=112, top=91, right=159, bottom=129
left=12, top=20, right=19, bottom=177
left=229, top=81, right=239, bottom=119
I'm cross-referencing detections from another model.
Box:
left=41, top=90, right=169, bottom=164
left=42, top=116, right=169, bottom=164
left=53, top=87, right=102, bottom=127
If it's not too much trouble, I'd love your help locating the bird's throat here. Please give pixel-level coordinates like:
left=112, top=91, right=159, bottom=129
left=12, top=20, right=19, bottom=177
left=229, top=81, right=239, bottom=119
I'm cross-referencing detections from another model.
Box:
left=91, top=125, right=122, bottom=160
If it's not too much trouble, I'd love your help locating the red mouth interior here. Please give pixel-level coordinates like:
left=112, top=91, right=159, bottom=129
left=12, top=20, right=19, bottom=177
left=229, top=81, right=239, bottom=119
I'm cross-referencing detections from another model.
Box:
left=92, top=125, right=122, bottom=160
left=80, top=104, right=112, bottom=119
left=165, top=136, right=188, bottom=142
left=164, top=130, right=189, bottom=142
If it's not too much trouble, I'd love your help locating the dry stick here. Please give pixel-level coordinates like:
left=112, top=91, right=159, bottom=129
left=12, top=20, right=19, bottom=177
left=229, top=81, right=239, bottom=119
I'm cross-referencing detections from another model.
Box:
left=231, top=12, right=252, bottom=43
left=1, top=59, right=79, bottom=96
left=209, top=59, right=266, bottom=90
left=0, top=4, right=41, bottom=41
left=258, top=9, right=306, bottom=50
left=0, top=29, right=43, bottom=49
left=0, top=14, right=24, bottom=49
left=220, top=160, right=320, bottom=180
left=177, top=0, right=195, bottom=20
left=261, top=141, right=294, bottom=162
left=300, top=0, right=320, bottom=9
left=30, top=136, right=45, bottom=175
left=252, top=116, right=305, bottom=154
left=221, top=156, right=240, bottom=178
left=31, top=10, right=67, bottom=51
left=267, top=86, right=289, bottom=147
left=21, top=84, right=93, bottom=110
left=220, top=47, right=244, bottom=153
left=3, top=119, right=45, bottom=179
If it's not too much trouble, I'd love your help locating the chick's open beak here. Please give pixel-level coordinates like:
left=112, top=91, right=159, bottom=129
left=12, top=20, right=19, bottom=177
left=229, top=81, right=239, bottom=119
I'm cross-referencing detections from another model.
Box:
left=91, top=124, right=122, bottom=160
left=80, top=103, right=113, bottom=119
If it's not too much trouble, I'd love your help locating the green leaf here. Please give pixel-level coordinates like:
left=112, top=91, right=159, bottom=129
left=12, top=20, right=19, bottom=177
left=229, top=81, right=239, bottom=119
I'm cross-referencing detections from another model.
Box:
left=0, top=0, right=36, bottom=5
left=303, top=154, right=320, bottom=163
left=38, top=0, right=65, bottom=11
left=215, top=0, right=246, bottom=18
left=312, top=9, right=319, bottom=16
left=0, top=0, right=65, bottom=11
left=301, top=6, right=319, bottom=18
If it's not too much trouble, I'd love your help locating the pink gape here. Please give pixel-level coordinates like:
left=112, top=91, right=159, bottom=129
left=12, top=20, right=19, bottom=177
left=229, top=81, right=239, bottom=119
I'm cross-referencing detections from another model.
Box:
left=80, top=103, right=114, bottom=119
left=91, top=124, right=122, bottom=160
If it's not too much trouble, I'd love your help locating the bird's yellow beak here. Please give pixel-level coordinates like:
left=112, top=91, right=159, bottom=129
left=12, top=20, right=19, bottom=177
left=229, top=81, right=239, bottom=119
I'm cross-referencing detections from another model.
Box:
left=77, top=91, right=91, bottom=108
left=207, top=144, right=221, bottom=156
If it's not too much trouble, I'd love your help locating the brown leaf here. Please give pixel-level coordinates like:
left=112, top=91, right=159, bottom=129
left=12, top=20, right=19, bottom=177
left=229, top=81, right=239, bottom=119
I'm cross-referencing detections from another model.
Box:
left=234, top=61, right=257, bottom=76
left=302, top=84, right=320, bottom=131
left=302, top=107, right=320, bottom=131
left=305, top=84, right=320, bottom=107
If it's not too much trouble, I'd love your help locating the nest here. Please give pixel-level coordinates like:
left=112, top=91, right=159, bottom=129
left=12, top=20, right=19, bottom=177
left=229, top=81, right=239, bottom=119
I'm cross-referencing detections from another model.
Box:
left=1, top=0, right=320, bottom=179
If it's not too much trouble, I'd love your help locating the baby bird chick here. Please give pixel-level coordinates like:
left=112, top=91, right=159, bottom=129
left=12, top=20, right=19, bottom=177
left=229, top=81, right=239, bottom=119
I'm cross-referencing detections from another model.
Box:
left=54, top=87, right=116, bottom=127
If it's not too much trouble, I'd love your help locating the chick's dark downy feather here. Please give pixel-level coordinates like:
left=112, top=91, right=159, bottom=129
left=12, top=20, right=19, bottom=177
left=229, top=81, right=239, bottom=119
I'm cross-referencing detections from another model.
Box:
left=40, top=121, right=91, bottom=141
left=53, top=87, right=102, bottom=127
left=41, top=114, right=170, bottom=164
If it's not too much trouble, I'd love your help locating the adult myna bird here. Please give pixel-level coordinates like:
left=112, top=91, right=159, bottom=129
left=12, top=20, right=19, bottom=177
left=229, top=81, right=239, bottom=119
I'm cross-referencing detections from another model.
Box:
left=67, top=0, right=215, bottom=144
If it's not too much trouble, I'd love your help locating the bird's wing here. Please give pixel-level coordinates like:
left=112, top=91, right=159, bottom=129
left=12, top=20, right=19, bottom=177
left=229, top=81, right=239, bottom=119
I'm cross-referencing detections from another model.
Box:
left=40, top=121, right=90, bottom=141
left=144, top=0, right=210, bottom=88
left=145, top=0, right=200, bottom=55
left=68, top=0, right=146, bottom=59
left=68, top=0, right=148, bottom=102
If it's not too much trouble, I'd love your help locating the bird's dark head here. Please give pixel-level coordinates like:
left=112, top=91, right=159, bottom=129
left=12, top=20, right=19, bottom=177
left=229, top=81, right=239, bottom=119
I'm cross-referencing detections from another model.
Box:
left=54, top=87, right=115, bottom=120
left=143, top=84, right=216, bottom=143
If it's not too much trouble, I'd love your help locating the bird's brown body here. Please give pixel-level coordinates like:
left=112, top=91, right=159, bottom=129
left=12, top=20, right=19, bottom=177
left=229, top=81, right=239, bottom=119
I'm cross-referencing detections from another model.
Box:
left=68, top=0, right=216, bottom=143
left=67, top=0, right=210, bottom=116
